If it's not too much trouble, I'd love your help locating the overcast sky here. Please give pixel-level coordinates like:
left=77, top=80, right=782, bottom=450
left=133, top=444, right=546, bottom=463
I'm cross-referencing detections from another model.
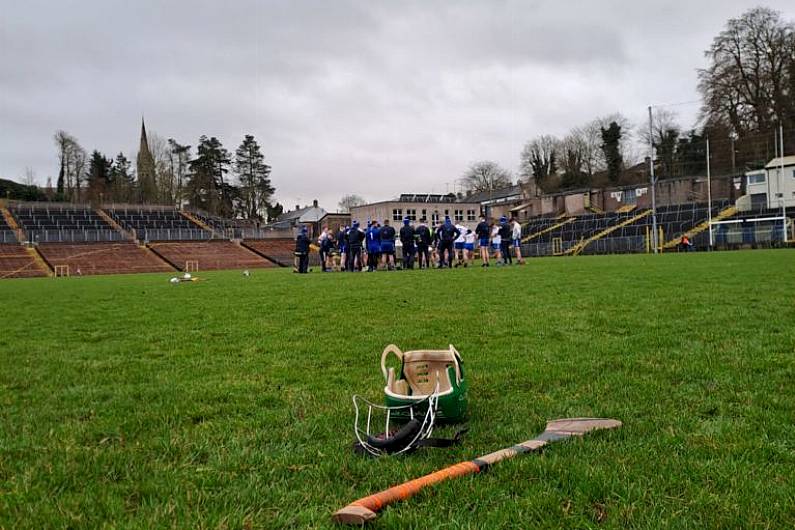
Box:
left=2, top=1, right=794, bottom=210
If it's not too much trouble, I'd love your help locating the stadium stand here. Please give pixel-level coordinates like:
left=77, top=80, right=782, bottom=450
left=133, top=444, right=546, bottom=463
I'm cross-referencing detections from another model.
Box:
left=37, top=242, right=175, bottom=276
left=521, top=200, right=738, bottom=256
left=0, top=243, right=48, bottom=278
left=10, top=204, right=124, bottom=242
left=107, top=207, right=211, bottom=241
left=147, top=240, right=276, bottom=271
left=0, top=210, right=19, bottom=243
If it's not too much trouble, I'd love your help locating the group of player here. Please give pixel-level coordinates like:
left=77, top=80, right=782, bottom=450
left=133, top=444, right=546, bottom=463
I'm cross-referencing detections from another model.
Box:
left=295, top=214, right=525, bottom=273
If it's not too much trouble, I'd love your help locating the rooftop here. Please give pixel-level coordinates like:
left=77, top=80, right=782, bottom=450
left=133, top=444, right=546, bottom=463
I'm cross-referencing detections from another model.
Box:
left=765, top=156, right=795, bottom=169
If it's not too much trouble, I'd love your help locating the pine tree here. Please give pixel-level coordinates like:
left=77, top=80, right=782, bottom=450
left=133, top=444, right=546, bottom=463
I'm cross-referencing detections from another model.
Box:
left=110, top=152, right=134, bottom=202
left=234, top=135, right=274, bottom=220
left=187, top=136, right=231, bottom=215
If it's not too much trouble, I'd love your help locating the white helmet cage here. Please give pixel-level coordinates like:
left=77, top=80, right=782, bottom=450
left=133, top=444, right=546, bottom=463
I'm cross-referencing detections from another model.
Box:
left=352, top=387, right=440, bottom=457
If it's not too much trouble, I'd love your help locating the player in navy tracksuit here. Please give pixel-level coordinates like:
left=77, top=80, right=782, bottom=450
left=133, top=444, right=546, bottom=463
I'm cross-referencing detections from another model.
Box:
left=475, top=216, right=491, bottom=267
left=294, top=226, right=311, bottom=273
left=399, top=217, right=416, bottom=270
left=366, top=221, right=381, bottom=272
left=415, top=222, right=431, bottom=269
left=437, top=217, right=461, bottom=268
left=380, top=219, right=397, bottom=271
left=498, top=216, right=512, bottom=265
left=347, top=221, right=365, bottom=271
left=337, top=225, right=348, bottom=271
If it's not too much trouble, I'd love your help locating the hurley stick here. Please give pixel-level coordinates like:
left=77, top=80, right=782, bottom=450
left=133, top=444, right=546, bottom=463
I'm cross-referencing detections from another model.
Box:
left=333, top=417, right=621, bottom=525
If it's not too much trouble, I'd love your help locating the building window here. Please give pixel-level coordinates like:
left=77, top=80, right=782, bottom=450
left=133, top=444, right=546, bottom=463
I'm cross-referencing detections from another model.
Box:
left=392, top=208, right=403, bottom=221
left=420, top=209, right=427, bottom=221
left=624, top=189, right=637, bottom=205
left=747, top=173, right=766, bottom=185
left=466, top=209, right=476, bottom=221
left=406, top=208, right=417, bottom=221
left=444, top=209, right=449, bottom=218
left=454, top=209, right=464, bottom=222
left=431, top=211, right=439, bottom=223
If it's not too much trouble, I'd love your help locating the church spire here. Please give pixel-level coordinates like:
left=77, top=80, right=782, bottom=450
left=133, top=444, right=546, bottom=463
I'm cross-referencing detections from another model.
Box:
left=136, top=117, right=157, bottom=203
left=140, top=117, right=149, bottom=152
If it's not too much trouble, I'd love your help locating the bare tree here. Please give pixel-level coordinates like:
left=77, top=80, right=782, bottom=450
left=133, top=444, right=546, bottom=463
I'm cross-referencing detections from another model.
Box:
left=148, top=132, right=176, bottom=205
left=559, top=134, right=588, bottom=189
left=168, top=139, right=191, bottom=207
left=638, top=109, right=681, bottom=178
left=461, top=160, right=512, bottom=194
left=338, top=194, right=366, bottom=213
left=699, top=7, right=795, bottom=135
left=519, top=135, right=560, bottom=192
left=22, top=167, right=37, bottom=187
left=71, top=142, right=87, bottom=203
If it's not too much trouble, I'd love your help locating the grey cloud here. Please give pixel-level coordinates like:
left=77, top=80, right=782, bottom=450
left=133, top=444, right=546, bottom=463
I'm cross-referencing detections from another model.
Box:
left=2, top=0, right=795, bottom=209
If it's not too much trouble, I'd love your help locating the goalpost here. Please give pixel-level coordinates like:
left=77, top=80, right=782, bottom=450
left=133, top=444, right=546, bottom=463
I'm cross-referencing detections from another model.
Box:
left=709, top=215, right=790, bottom=247
left=53, top=265, right=70, bottom=278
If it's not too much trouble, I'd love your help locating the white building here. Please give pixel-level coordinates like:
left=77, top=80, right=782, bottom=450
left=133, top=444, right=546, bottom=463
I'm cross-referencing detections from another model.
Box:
left=745, top=156, right=795, bottom=209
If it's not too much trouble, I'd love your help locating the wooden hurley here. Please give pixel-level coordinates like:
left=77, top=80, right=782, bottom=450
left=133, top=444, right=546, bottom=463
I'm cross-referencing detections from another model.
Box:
left=332, top=417, right=622, bottom=525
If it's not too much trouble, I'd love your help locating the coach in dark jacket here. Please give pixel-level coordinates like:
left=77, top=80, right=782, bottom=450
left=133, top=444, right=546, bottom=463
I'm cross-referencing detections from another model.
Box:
left=294, top=226, right=311, bottom=273
left=437, top=217, right=460, bottom=268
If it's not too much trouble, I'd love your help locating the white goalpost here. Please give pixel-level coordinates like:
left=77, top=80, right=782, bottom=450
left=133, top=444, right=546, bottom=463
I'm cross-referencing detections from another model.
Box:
left=709, top=215, right=790, bottom=246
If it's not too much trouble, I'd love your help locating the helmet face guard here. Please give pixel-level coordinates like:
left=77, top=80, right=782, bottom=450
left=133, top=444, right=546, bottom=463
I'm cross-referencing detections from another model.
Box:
left=353, top=390, right=439, bottom=457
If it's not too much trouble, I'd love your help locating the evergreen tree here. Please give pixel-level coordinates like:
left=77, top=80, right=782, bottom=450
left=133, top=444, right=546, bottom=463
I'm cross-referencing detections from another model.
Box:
left=234, top=135, right=274, bottom=220
left=186, top=136, right=231, bottom=215
left=600, top=122, right=623, bottom=184
left=266, top=202, right=284, bottom=222
left=110, top=152, right=134, bottom=202
left=86, top=150, right=112, bottom=203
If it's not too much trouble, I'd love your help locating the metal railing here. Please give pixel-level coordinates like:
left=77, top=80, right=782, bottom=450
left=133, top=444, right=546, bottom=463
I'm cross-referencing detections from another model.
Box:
left=27, top=229, right=127, bottom=243
left=0, top=230, right=18, bottom=243
left=238, top=227, right=295, bottom=239
left=141, top=228, right=213, bottom=242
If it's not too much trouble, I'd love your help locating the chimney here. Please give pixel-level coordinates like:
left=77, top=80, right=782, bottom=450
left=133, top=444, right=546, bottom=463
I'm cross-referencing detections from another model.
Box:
left=295, top=204, right=300, bottom=211
left=313, top=199, right=318, bottom=208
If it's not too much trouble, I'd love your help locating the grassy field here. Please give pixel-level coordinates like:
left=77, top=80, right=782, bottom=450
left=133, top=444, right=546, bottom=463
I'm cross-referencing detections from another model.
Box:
left=1, top=250, right=794, bottom=529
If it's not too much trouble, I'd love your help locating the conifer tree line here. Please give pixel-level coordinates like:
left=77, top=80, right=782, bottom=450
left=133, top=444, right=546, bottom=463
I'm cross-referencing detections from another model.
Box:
left=49, top=130, right=280, bottom=221
left=463, top=6, right=795, bottom=196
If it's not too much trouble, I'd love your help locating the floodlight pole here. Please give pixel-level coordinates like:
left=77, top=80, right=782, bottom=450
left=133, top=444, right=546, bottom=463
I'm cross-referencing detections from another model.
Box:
left=706, top=139, right=713, bottom=249
left=780, top=124, right=788, bottom=244
left=648, top=106, right=659, bottom=254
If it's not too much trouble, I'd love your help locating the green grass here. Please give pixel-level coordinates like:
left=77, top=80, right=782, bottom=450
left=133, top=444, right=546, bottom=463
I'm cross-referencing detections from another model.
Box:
left=1, top=250, right=794, bottom=529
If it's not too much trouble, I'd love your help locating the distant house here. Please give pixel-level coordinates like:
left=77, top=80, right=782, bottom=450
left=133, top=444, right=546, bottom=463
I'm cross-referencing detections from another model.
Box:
left=268, top=199, right=327, bottom=237
left=744, top=156, right=795, bottom=210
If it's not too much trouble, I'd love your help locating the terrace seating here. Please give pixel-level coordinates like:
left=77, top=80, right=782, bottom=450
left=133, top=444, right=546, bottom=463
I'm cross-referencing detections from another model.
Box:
left=0, top=244, right=47, bottom=278
left=520, top=201, right=739, bottom=256
left=147, top=240, right=275, bottom=271
left=0, top=214, right=17, bottom=243
left=10, top=204, right=123, bottom=242
left=37, top=242, right=174, bottom=276
left=107, top=208, right=210, bottom=241
left=10, top=205, right=114, bottom=231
